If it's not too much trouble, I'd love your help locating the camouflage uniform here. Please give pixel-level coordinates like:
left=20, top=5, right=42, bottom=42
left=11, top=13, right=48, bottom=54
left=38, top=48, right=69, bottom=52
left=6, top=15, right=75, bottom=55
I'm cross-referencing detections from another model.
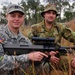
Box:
left=0, top=25, right=32, bottom=75
left=27, top=4, right=75, bottom=75
left=28, top=20, right=75, bottom=75
left=28, top=20, right=75, bottom=44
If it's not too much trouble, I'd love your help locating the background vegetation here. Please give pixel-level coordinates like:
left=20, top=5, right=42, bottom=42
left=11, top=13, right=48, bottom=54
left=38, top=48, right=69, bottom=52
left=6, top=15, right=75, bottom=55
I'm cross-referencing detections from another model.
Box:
left=0, top=0, right=75, bottom=25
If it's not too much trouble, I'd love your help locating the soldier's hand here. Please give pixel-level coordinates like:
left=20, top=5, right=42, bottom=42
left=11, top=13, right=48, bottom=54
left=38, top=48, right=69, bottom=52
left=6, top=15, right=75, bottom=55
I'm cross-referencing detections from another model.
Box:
left=13, top=61, right=20, bottom=69
left=28, top=51, right=48, bottom=61
left=50, top=51, right=59, bottom=56
left=71, top=58, right=75, bottom=69
left=49, top=51, right=60, bottom=64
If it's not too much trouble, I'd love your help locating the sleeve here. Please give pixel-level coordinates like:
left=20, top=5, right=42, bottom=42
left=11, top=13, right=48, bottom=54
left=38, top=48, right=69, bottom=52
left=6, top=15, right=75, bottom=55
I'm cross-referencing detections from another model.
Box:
left=25, top=36, right=32, bottom=45
left=0, top=43, right=29, bottom=71
left=61, top=24, right=75, bottom=44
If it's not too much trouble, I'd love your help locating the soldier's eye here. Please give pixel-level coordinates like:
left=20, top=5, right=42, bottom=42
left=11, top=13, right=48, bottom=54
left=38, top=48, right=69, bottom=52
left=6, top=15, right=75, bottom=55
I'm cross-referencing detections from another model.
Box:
left=18, top=15, right=23, bottom=18
left=11, top=15, right=15, bottom=17
left=10, top=14, right=16, bottom=17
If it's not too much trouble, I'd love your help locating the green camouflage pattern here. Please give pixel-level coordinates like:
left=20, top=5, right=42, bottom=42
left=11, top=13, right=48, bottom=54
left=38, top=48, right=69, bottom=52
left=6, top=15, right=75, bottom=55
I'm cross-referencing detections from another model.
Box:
left=0, top=25, right=32, bottom=75
left=28, top=20, right=75, bottom=44
left=41, top=4, right=59, bottom=17
left=27, top=20, right=75, bottom=74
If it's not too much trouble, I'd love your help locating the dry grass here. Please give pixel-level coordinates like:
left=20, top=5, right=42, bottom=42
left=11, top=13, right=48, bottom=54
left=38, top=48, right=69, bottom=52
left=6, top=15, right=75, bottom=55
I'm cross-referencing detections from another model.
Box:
left=20, top=20, right=75, bottom=75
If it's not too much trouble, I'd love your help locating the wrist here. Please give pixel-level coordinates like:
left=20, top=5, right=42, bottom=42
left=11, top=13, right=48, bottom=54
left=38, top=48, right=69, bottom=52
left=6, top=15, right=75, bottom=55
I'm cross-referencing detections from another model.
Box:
left=71, top=59, right=75, bottom=69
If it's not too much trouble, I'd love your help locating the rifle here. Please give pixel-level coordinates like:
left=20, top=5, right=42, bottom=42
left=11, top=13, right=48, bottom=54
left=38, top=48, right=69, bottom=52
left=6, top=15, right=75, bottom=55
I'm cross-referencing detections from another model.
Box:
left=2, top=37, right=75, bottom=68
left=2, top=37, right=75, bottom=75
left=3, top=37, right=75, bottom=55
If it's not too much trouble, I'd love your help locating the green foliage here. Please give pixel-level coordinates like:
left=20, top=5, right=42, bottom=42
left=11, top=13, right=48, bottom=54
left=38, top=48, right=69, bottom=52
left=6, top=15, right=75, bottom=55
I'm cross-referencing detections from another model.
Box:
left=20, top=0, right=44, bottom=25
left=0, top=0, right=75, bottom=24
left=64, top=11, right=74, bottom=21
left=43, top=0, right=75, bottom=22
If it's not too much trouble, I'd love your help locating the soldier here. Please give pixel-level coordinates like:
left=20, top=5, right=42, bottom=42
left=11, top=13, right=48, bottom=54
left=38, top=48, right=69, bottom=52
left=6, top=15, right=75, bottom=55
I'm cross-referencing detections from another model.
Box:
left=0, top=4, right=48, bottom=75
left=27, top=3, right=75, bottom=74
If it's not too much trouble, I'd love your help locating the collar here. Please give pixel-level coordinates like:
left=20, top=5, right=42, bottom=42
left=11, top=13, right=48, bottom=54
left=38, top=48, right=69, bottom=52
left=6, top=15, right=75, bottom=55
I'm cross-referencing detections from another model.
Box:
left=5, top=25, right=23, bottom=39
left=41, top=20, right=57, bottom=32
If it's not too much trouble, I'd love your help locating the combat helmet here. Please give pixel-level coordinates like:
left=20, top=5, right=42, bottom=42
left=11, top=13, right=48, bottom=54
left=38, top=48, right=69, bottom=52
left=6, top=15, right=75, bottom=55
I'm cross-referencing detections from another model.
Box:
left=41, top=4, right=59, bottom=17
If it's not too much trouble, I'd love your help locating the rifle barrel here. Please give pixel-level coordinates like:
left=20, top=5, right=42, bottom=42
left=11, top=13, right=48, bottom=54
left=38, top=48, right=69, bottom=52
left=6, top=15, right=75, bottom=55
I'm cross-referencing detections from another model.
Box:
left=3, top=44, right=75, bottom=55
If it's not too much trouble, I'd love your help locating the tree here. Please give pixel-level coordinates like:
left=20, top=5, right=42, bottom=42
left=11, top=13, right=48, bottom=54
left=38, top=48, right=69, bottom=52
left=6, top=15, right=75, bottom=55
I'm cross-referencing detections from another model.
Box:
left=20, top=0, right=44, bottom=25
left=63, top=1, right=75, bottom=21
left=0, top=1, right=11, bottom=24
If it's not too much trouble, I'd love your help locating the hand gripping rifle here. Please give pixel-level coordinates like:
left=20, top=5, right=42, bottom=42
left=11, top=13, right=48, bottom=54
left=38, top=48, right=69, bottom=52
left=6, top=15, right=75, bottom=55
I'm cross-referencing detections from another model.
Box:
left=2, top=37, right=75, bottom=75
left=2, top=37, right=75, bottom=58
left=2, top=37, right=75, bottom=63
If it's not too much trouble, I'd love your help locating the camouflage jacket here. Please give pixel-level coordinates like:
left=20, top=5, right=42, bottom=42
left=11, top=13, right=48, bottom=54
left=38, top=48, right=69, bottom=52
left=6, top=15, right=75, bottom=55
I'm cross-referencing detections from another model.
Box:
left=0, top=25, right=32, bottom=75
left=28, top=20, right=75, bottom=44
left=27, top=20, right=75, bottom=74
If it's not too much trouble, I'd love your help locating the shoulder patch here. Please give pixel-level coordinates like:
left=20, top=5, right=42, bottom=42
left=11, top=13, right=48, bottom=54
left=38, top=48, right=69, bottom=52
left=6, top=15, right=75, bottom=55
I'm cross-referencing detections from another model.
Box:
left=0, top=37, right=4, bottom=43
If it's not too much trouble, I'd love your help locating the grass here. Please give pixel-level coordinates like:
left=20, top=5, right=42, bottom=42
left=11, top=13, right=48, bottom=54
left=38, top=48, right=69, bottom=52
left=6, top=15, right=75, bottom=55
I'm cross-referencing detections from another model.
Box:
left=19, top=20, right=75, bottom=75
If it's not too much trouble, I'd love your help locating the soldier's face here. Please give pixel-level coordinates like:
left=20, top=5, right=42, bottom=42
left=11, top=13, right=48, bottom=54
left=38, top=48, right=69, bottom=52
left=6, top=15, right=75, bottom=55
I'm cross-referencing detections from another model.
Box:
left=43, top=10, right=56, bottom=23
left=6, top=12, right=24, bottom=29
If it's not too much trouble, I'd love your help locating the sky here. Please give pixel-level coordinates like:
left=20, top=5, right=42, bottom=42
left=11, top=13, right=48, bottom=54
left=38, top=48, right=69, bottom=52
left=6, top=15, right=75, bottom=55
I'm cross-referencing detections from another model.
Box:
left=0, top=0, right=74, bottom=18
left=0, top=0, right=22, bottom=10
left=0, top=0, right=21, bottom=4
left=0, top=0, right=44, bottom=10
